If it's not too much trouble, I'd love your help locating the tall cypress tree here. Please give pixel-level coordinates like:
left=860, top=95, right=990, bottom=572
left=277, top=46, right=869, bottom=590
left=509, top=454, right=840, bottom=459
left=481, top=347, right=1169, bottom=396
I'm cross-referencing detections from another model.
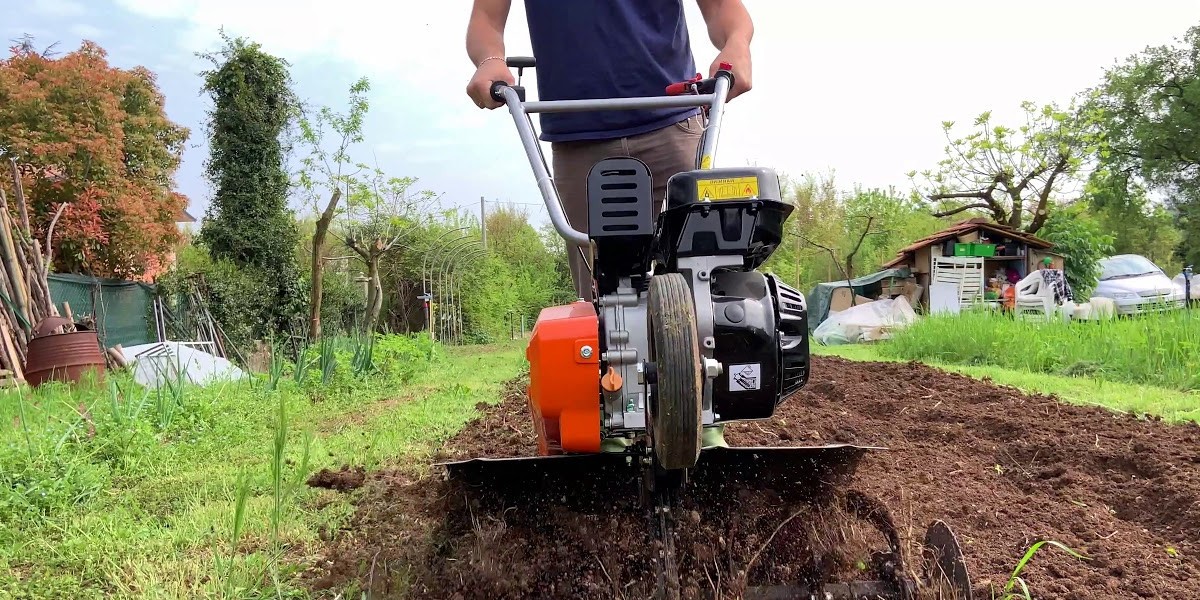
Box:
left=197, top=32, right=302, bottom=334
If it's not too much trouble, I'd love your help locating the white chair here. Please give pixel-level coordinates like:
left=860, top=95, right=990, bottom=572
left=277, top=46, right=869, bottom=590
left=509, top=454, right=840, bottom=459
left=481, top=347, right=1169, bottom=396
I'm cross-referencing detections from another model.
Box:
left=1014, top=271, right=1072, bottom=322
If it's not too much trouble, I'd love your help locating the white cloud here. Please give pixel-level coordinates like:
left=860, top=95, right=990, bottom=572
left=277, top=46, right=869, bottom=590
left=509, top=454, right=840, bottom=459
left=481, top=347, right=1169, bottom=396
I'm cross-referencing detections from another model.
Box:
left=32, top=0, right=87, bottom=18
left=112, top=0, right=1200, bottom=228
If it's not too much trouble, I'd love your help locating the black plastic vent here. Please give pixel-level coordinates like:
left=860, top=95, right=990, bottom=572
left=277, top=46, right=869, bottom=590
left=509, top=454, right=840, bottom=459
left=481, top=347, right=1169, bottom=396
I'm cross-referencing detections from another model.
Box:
left=587, top=158, right=653, bottom=237
left=768, top=274, right=809, bottom=397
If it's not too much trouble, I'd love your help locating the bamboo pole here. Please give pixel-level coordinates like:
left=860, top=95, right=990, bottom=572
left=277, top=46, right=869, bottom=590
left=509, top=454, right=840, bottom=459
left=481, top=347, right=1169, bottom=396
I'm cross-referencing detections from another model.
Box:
left=8, top=159, right=31, bottom=239
left=0, top=199, right=29, bottom=332
left=0, top=317, right=25, bottom=382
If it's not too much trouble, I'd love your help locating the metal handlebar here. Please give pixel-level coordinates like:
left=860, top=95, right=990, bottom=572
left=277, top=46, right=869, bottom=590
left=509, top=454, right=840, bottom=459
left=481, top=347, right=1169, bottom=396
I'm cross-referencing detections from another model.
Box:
left=489, top=65, right=735, bottom=247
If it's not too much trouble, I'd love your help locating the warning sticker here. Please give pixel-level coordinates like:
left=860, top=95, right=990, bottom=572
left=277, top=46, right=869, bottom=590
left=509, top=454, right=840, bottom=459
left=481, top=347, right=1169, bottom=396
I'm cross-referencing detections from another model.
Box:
left=696, top=176, right=759, bottom=202
left=729, top=363, right=761, bottom=391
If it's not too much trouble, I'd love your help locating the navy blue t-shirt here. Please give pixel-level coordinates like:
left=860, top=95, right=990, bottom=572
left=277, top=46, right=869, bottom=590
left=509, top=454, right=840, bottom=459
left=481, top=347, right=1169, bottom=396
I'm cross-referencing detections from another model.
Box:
left=522, top=0, right=701, bottom=142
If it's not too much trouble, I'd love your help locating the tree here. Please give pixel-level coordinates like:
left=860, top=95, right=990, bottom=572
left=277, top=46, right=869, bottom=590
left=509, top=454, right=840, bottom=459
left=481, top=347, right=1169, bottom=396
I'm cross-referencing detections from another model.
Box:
left=296, top=76, right=371, bottom=340
left=1039, top=204, right=1115, bottom=299
left=196, top=32, right=302, bottom=332
left=1084, top=24, right=1200, bottom=265
left=791, top=213, right=886, bottom=285
left=0, top=39, right=189, bottom=278
left=910, top=101, right=1094, bottom=234
left=339, top=174, right=435, bottom=334
left=766, top=174, right=943, bottom=289
left=1084, top=168, right=1182, bottom=272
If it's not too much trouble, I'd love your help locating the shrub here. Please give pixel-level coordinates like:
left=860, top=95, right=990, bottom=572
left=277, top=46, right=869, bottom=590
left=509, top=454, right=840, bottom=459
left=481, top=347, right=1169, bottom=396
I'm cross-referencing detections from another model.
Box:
left=156, top=243, right=282, bottom=353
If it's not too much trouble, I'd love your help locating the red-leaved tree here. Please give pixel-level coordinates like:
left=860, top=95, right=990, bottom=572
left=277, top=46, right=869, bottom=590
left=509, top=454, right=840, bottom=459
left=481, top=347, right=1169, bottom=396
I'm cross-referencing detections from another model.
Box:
left=0, top=38, right=190, bottom=279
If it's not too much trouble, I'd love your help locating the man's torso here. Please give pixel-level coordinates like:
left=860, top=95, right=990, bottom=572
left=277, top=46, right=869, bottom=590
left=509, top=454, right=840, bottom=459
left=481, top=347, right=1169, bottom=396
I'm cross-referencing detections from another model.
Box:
left=522, top=0, right=700, bottom=142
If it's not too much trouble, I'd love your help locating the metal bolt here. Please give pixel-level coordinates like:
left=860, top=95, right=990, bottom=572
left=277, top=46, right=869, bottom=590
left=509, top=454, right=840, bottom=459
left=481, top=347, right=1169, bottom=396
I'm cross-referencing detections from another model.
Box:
left=580, top=345, right=594, bottom=359
left=702, top=358, right=723, bottom=379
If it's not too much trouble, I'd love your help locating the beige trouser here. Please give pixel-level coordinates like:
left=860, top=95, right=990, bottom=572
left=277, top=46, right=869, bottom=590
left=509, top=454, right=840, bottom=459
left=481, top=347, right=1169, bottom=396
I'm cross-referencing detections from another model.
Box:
left=550, top=113, right=705, bottom=301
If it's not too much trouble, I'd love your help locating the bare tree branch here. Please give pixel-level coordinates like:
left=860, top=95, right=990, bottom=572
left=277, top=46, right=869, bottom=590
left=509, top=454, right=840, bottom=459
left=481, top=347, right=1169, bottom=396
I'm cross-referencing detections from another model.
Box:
left=43, top=202, right=67, bottom=267
left=932, top=202, right=994, bottom=218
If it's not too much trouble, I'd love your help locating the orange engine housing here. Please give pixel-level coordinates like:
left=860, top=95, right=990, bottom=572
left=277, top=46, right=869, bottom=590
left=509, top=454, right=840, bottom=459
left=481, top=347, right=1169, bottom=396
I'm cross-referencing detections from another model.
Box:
left=525, top=301, right=601, bottom=456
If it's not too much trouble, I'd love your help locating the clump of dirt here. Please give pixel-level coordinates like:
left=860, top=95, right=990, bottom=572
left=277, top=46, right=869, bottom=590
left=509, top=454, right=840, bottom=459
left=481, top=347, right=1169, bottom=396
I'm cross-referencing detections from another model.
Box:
left=307, top=356, right=1200, bottom=600
left=307, top=465, right=366, bottom=492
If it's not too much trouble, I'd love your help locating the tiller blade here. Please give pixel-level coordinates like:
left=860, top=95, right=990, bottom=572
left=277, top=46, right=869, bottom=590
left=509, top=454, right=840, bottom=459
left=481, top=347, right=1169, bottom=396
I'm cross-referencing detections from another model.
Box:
left=432, top=444, right=973, bottom=600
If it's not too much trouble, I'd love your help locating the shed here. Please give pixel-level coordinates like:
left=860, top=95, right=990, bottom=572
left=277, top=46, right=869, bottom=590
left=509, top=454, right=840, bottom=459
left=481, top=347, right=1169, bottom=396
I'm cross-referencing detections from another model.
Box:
left=882, top=218, right=1062, bottom=310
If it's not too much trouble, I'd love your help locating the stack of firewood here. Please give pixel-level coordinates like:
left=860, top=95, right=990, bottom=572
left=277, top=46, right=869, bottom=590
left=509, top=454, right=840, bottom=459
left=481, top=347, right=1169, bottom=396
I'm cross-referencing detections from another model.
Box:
left=0, top=158, right=63, bottom=383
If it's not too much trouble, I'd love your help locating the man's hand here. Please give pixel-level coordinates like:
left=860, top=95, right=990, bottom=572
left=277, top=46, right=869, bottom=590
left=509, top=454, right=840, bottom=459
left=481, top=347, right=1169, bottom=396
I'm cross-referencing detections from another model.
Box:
left=697, top=0, right=754, bottom=101
left=467, top=58, right=514, bottom=109
left=710, top=43, right=751, bottom=100
left=465, top=0, right=513, bottom=108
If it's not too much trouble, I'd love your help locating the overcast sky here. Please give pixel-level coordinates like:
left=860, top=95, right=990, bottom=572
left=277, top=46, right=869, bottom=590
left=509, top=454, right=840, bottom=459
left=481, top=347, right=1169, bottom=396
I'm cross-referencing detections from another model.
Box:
left=9, top=1, right=1200, bottom=228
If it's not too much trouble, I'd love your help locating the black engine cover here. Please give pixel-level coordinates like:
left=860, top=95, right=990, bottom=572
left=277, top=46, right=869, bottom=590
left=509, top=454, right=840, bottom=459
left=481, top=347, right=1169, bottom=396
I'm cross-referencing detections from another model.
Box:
left=654, top=167, right=792, bottom=273
left=709, top=271, right=810, bottom=422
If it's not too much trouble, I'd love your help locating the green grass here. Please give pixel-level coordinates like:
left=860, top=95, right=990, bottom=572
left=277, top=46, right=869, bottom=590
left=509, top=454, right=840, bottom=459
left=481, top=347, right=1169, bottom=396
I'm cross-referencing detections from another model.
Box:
left=876, top=308, right=1200, bottom=392
left=816, top=342, right=1200, bottom=424
left=0, top=335, right=527, bottom=599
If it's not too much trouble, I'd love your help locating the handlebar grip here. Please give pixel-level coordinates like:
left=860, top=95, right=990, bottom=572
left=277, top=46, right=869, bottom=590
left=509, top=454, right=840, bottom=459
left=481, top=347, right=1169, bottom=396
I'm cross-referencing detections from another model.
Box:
left=490, top=81, right=507, bottom=103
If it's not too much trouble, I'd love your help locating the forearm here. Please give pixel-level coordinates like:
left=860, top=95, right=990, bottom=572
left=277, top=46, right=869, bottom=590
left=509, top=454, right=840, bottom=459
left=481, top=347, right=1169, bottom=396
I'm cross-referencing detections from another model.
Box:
left=697, top=0, right=753, bottom=50
left=466, top=0, right=511, bottom=65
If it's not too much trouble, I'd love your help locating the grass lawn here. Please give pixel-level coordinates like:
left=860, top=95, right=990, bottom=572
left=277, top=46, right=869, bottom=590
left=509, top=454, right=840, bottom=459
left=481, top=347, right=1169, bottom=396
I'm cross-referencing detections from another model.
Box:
left=815, top=342, right=1200, bottom=424
left=880, top=308, right=1200, bottom=392
left=0, top=337, right=527, bottom=599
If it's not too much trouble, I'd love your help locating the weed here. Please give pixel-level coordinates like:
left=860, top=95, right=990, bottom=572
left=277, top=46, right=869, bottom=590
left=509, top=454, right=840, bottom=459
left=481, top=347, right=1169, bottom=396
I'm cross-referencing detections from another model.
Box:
left=318, top=337, right=337, bottom=384
left=293, top=340, right=311, bottom=384
left=268, top=344, right=287, bottom=391
left=993, top=539, right=1090, bottom=600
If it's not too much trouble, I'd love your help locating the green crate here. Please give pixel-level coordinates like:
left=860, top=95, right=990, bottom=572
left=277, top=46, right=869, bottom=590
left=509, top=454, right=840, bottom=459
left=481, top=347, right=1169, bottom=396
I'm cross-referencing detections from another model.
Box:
left=972, top=243, right=996, bottom=257
left=954, top=243, right=972, bottom=256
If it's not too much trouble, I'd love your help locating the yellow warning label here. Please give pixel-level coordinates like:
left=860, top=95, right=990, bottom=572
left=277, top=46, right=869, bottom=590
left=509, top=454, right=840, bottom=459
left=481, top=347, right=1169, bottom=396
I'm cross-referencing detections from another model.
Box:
left=696, top=176, right=759, bottom=202
left=700, top=155, right=713, bottom=170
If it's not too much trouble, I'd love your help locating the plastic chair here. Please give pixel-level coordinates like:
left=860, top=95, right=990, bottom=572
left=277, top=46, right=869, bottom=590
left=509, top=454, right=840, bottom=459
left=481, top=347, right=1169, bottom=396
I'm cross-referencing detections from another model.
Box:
left=1014, top=271, right=1071, bottom=322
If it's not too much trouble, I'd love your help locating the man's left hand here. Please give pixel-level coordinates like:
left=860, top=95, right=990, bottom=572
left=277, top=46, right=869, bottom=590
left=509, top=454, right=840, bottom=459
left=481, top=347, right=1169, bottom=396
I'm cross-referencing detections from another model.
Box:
left=710, top=43, right=752, bottom=100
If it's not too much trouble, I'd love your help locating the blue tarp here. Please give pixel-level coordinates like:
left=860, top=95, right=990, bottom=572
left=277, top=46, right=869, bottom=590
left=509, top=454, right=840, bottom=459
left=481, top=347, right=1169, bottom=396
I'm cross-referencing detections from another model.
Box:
left=806, top=267, right=912, bottom=330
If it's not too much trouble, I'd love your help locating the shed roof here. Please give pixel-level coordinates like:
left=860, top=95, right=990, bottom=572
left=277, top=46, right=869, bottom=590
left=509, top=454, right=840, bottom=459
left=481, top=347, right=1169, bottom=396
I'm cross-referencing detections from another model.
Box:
left=883, top=218, right=1054, bottom=268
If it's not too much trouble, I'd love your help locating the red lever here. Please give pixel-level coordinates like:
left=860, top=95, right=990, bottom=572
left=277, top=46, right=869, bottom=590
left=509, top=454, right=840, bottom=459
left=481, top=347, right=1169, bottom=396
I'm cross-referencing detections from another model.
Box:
left=666, top=73, right=703, bottom=96
left=719, top=62, right=733, bottom=71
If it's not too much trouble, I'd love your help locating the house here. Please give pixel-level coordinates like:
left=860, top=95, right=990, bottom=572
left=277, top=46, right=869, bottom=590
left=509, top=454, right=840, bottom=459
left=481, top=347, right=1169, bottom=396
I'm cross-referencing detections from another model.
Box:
left=882, top=218, right=1063, bottom=310
left=176, top=206, right=197, bottom=231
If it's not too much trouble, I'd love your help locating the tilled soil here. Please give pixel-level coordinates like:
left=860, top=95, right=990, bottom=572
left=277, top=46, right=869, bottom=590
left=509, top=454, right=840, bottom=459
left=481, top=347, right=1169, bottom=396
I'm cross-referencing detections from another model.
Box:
left=307, top=356, right=1200, bottom=599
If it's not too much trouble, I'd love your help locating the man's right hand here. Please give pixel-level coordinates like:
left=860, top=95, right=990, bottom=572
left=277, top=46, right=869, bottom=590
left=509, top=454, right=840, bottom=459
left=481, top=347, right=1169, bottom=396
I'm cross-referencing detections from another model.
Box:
left=467, top=58, right=514, bottom=109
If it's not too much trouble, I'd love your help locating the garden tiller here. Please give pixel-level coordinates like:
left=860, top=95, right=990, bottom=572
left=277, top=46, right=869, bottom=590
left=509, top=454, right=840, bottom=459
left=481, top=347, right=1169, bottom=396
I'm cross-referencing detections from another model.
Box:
left=439, top=57, right=972, bottom=600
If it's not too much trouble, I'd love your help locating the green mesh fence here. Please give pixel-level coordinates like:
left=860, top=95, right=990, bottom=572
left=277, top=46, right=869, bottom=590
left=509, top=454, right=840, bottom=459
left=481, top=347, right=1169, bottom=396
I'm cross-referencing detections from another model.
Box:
left=47, top=273, right=156, bottom=348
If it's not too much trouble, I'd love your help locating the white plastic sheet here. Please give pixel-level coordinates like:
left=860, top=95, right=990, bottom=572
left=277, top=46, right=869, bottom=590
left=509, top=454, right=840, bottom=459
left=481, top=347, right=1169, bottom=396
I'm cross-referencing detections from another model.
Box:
left=813, top=296, right=918, bottom=346
left=121, top=341, right=247, bottom=389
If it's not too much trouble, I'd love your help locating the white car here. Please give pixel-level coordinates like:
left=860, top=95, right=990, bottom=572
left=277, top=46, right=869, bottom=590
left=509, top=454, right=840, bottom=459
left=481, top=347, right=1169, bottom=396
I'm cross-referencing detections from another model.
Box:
left=1091, top=254, right=1186, bottom=315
